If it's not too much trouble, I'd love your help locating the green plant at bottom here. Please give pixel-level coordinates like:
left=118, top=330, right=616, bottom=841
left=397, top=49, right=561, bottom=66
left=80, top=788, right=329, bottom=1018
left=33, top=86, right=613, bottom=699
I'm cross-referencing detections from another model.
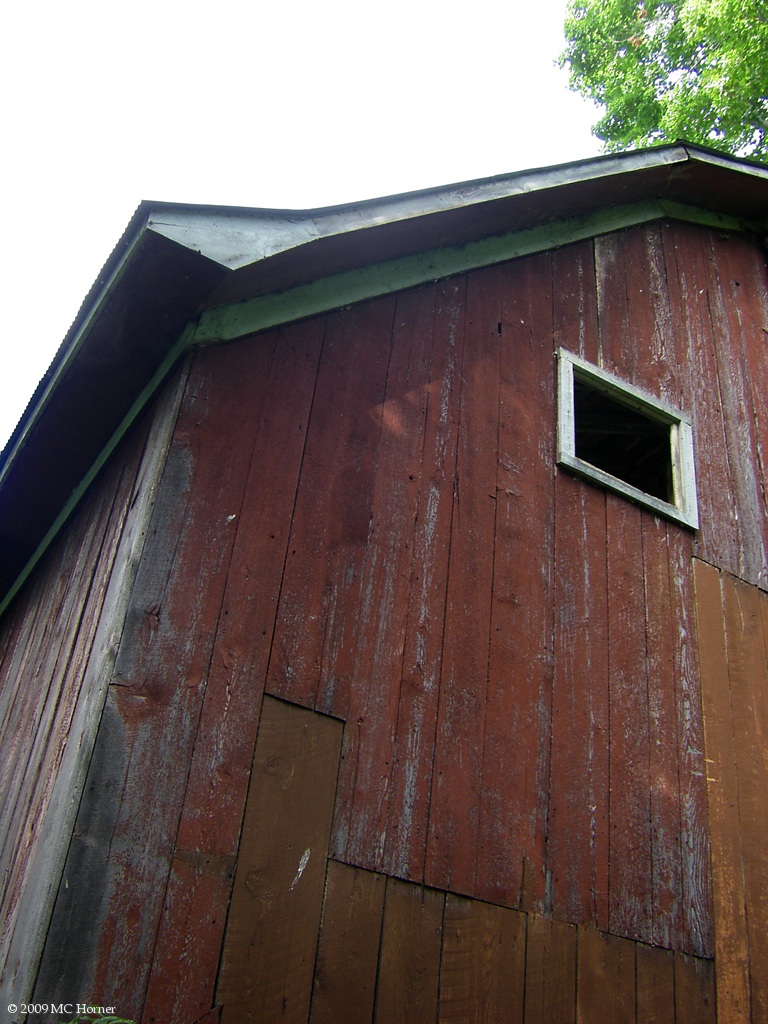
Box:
left=61, top=1015, right=135, bottom=1024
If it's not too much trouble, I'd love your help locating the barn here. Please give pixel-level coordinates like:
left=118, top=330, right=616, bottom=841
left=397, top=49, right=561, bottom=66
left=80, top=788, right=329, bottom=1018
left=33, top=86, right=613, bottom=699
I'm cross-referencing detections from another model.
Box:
left=1, top=142, right=767, bottom=1024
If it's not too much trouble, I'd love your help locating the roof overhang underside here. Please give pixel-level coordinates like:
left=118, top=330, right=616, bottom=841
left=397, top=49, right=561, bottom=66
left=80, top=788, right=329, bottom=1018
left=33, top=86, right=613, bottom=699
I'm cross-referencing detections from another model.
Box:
left=1, top=143, right=767, bottom=611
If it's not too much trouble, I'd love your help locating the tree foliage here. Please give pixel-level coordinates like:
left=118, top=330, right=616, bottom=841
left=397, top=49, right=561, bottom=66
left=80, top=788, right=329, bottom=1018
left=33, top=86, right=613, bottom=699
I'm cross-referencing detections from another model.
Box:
left=559, top=0, right=768, bottom=161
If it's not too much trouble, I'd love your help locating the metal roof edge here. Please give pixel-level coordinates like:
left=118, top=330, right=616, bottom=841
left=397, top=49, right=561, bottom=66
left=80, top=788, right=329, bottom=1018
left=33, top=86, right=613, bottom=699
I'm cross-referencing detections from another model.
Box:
left=144, top=145, right=699, bottom=270
left=0, top=204, right=154, bottom=476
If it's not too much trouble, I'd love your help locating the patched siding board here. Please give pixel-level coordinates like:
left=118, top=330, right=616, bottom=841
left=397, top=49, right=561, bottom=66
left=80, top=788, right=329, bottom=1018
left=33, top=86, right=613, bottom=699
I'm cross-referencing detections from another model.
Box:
left=216, top=696, right=343, bottom=1024
left=695, top=560, right=768, bottom=1023
left=438, top=894, right=526, bottom=1023
left=375, top=877, right=444, bottom=1023
left=309, top=861, right=385, bottom=1024
left=523, top=916, right=577, bottom=1024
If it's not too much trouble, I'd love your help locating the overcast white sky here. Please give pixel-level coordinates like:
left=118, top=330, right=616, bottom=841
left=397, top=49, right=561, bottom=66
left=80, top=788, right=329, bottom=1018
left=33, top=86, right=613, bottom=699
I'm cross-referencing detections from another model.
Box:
left=0, top=0, right=602, bottom=452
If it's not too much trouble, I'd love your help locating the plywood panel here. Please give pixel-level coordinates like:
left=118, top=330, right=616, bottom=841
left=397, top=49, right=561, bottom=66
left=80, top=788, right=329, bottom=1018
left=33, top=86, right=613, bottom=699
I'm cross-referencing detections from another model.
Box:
left=375, top=878, right=443, bottom=1024
left=576, top=926, right=635, bottom=1024
left=723, top=575, right=768, bottom=1023
left=217, top=696, right=343, bottom=1024
left=144, top=320, right=324, bottom=1024
left=694, top=560, right=750, bottom=1023
left=309, top=861, right=385, bottom=1024
left=476, top=253, right=555, bottom=912
left=438, top=895, right=525, bottom=1024
left=523, top=916, right=576, bottom=1024
left=635, top=944, right=674, bottom=1024
left=674, top=952, right=716, bottom=1024
left=426, top=264, right=501, bottom=895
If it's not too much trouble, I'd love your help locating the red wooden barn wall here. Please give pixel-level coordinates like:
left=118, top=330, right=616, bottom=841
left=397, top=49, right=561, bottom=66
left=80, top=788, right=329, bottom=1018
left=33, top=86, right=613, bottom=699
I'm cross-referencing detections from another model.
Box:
left=0, top=217, right=766, bottom=1023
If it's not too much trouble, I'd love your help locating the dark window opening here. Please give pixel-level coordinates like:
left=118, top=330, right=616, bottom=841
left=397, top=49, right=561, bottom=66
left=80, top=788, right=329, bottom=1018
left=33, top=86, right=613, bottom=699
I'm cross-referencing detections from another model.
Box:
left=573, top=376, right=672, bottom=502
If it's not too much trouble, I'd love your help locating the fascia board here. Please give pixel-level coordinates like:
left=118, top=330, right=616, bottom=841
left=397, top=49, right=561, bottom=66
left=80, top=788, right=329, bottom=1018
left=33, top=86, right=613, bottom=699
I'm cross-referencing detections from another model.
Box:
left=146, top=146, right=696, bottom=271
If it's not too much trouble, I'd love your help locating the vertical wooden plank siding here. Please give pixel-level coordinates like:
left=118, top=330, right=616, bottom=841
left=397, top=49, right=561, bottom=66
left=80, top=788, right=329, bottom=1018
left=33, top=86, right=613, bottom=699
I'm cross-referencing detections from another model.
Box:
left=33, top=336, right=280, bottom=1016
left=16, top=219, right=768, bottom=1021
left=549, top=239, right=609, bottom=932
left=217, top=696, right=343, bottom=1024
left=425, top=265, right=501, bottom=896
left=668, top=530, right=712, bottom=957
left=662, top=220, right=768, bottom=589
left=551, top=239, right=599, bottom=363
left=334, top=284, right=435, bottom=871
left=383, top=277, right=465, bottom=882
left=642, top=519, right=685, bottom=949
left=704, top=232, right=768, bottom=587
left=0, top=432, right=146, bottom=1005
left=1, top=374, right=182, bottom=1012
left=438, top=895, right=526, bottom=1023
left=606, top=496, right=652, bottom=941
left=477, top=253, right=555, bottom=912
left=142, top=321, right=325, bottom=1024
left=309, top=861, right=385, bottom=1024
left=374, top=878, right=444, bottom=1024
left=662, top=222, right=739, bottom=573
left=727, top=233, right=768, bottom=594
left=267, top=298, right=395, bottom=714
left=549, top=473, right=610, bottom=930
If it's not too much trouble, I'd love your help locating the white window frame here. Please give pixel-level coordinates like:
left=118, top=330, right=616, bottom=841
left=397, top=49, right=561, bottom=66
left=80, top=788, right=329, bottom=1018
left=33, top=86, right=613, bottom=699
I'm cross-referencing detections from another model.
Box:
left=557, top=349, right=699, bottom=530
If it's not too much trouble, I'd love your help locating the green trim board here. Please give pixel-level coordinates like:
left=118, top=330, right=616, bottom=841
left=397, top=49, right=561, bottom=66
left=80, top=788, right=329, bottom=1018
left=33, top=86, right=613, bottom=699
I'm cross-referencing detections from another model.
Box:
left=193, top=200, right=760, bottom=347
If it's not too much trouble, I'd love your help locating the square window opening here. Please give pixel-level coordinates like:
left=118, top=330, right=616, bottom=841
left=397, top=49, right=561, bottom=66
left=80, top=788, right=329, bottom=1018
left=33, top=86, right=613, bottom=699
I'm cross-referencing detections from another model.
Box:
left=557, top=349, right=698, bottom=529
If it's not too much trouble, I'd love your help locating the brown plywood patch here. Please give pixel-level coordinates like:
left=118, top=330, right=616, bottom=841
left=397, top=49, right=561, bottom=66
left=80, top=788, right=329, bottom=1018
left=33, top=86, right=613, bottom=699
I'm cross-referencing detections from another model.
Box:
left=576, top=926, right=635, bottom=1024
left=217, top=696, right=343, bottom=1024
left=438, top=895, right=525, bottom=1023
left=523, top=916, right=577, bottom=1024
left=309, top=861, right=385, bottom=1024
left=695, top=561, right=750, bottom=1023
left=674, top=952, right=716, bottom=1024
left=635, top=944, right=675, bottom=1024
left=375, top=877, right=444, bottom=1023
